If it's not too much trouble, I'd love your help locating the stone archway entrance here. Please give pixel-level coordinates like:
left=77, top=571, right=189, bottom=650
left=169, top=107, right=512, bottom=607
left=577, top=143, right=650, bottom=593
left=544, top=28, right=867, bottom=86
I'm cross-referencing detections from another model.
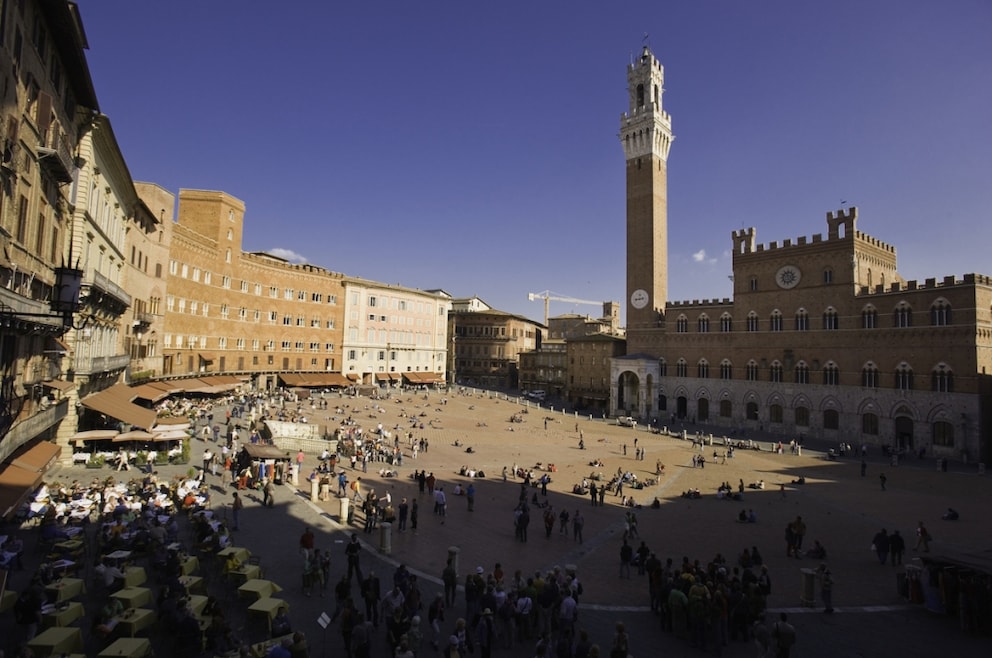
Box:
left=618, top=371, right=640, bottom=415
left=895, top=416, right=914, bottom=450
left=697, top=398, right=710, bottom=422
left=677, top=396, right=688, bottom=419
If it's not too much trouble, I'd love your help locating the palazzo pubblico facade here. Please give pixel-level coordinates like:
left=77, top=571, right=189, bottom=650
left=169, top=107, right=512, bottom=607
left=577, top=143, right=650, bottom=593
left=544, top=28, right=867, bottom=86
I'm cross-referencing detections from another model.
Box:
left=610, top=47, right=992, bottom=464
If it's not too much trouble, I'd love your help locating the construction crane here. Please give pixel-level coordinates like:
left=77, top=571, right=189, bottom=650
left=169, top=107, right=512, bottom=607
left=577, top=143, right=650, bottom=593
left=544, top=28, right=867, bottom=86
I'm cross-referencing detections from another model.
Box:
left=527, top=291, right=601, bottom=326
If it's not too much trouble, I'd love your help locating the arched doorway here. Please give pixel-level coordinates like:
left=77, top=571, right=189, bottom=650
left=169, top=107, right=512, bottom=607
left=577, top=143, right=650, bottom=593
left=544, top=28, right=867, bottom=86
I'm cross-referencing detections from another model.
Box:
left=697, top=398, right=710, bottom=422
left=618, top=371, right=640, bottom=415
left=677, top=396, right=688, bottom=419
left=895, top=416, right=914, bottom=450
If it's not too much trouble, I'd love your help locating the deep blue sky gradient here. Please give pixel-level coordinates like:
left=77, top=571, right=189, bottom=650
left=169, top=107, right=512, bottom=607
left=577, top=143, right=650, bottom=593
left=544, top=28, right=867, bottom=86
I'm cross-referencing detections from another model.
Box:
left=76, top=1, right=992, bottom=323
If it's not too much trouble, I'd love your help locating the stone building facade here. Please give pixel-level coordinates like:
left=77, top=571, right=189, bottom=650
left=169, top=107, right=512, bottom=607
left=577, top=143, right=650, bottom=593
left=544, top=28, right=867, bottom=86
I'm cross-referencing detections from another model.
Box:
left=520, top=302, right=625, bottom=401
left=518, top=339, right=566, bottom=398
left=0, top=0, right=98, bottom=464
left=158, top=189, right=348, bottom=391
left=339, top=279, right=450, bottom=387
left=610, top=47, right=992, bottom=462
left=450, top=308, right=542, bottom=390
left=567, top=332, right=626, bottom=413
left=126, top=182, right=171, bottom=382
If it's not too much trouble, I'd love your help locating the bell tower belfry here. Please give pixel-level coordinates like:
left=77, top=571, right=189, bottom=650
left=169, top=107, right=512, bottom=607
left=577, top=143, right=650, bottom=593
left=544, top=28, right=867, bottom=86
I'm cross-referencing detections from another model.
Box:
left=620, top=46, right=673, bottom=337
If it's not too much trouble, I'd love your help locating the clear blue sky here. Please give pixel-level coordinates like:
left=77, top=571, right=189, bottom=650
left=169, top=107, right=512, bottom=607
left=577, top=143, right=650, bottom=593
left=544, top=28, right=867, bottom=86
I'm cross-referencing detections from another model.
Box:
left=77, top=1, right=991, bottom=325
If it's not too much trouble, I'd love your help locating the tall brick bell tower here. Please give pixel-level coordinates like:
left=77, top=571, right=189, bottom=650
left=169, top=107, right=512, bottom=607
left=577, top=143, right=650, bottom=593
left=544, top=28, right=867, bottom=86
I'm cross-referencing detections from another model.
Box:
left=621, top=46, right=673, bottom=353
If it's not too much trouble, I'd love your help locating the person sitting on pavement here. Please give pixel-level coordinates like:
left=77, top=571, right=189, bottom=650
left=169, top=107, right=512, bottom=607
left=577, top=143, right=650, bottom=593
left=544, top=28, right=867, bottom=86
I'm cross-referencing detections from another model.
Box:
left=806, top=540, right=827, bottom=559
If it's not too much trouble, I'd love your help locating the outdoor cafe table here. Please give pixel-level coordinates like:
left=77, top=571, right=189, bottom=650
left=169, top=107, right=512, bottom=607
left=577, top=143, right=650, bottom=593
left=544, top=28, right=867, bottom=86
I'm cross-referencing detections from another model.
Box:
left=178, top=574, right=204, bottom=593
left=54, top=539, right=84, bottom=555
left=114, top=607, right=157, bottom=637
left=228, top=563, right=260, bottom=584
left=45, top=577, right=86, bottom=602
left=41, top=600, right=84, bottom=628
left=112, top=586, right=152, bottom=609
left=27, top=626, right=83, bottom=656
left=247, top=597, right=288, bottom=634
left=49, top=558, right=78, bottom=575
left=105, top=549, right=133, bottom=564
left=217, top=545, right=250, bottom=564
left=97, top=637, right=152, bottom=658
left=180, top=554, right=199, bottom=575
left=238, top=578, right=283, bottom=601
left=186, top=593, right=208, bottom=617
left=124, top=566, right=147, bottom=587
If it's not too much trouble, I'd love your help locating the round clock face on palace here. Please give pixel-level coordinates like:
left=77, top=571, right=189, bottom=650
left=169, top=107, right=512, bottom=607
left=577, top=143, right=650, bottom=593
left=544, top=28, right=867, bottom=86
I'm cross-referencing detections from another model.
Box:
left=775, top=265, right=802, bottom=289
left=630, top=289, right=650, bottom=309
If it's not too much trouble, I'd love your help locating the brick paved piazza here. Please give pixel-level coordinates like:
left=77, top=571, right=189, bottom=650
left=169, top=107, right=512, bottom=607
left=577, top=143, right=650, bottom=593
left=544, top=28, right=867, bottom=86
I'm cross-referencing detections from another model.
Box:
left=23, top=388, right=991, bottom=657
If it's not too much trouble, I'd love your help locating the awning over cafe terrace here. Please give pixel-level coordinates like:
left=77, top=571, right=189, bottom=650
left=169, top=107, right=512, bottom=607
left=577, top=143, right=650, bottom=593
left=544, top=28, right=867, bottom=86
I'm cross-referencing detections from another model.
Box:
left=0, top=440, right=60, bottom=519
left=80, top=383, right=158, bottom=430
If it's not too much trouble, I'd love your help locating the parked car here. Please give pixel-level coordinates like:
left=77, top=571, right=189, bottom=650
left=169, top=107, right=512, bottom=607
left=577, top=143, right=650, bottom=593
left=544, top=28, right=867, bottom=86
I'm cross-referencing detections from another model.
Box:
left=617, top=416, right=637, bottom=427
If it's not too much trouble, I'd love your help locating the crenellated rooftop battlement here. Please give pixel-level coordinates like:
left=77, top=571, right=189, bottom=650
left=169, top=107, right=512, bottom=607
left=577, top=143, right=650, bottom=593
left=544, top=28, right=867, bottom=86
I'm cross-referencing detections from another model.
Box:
left=667, top=298, right=734, bottom=309
left=857, top=273, right=992, bottom=296
left=731, top=207, right=895, bottom=257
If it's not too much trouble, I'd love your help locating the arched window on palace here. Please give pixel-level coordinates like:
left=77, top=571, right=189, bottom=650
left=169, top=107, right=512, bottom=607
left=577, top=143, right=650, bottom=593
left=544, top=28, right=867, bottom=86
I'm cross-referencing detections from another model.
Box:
left=770, top=310, right=783, bottom=332
left=823, top=361, right=839, bottom=386
left=769, top=404, right=783, bottom=423
left=747, top=312, right=759, bottom=332
left=746, top=401, right=759, bottom=420
left=932, top=364, right=954, bottom=393
left=930, top=300, right=952, bottom=326
left=894, top=302, right=913, bottom=328
left=719, top=399, right=732, bottom=418
left=746, top=360, right=758, bottom=381
left=676, top=315, right=688, bottom=333
left=862, top=363, right=879, bottom=388
left=676, top=359, right=688, bottom=378
left=719, top=359, right=732, bottom=380
left=795, top=407, right=810, bottom=427
left=658, top=359, right=667, bottom=377
left=697, top=359, right=710, bottom=379
left=769, top=361, right=783, bottom=383
left=822, top=307, right=839, bottom=330
left=895, top=362, right=914, bottom=391
left=823, top=409, right=839, bottom=430
left=720, top=313, right=733, bottom=332
left=862, top=305, right=877, bottom=329
left=698, top=314, right=710, bottom=333
left=795, top=308, right=809, bottom=331
left=795, top=361, right=809, bottom=385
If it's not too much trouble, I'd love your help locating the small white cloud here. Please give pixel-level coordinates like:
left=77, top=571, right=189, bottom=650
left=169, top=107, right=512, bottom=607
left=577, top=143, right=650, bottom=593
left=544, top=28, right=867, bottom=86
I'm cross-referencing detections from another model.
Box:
left=268, top=248, right=308, bottom=264
left=692, top=249, right=706, bottom=263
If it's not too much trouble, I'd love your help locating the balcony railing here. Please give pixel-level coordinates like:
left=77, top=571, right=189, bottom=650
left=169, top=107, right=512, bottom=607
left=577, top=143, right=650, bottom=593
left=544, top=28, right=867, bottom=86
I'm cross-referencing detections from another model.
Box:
left=0, top=398, right=68, bottom=463
left=73, top=352, right=131, bottom=376
left=86, top=271, right=131, bottom=309
left=36, top=131, right=74, bottom=183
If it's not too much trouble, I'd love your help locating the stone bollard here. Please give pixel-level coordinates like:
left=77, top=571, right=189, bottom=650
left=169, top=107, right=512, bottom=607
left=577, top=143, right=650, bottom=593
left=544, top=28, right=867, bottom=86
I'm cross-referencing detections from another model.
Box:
left=379, top=522, right=392, bottom=554
left=310, top=477, right=319, bottom=503
left=290, top=463, right=299, bottom=486
left=708, top=434, right=713, bottom=446
left=338, top=496, right=349, bottom=524
left=800, top=568, right=817, bottom=607
left=447, top=546, right=461, bottom=579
